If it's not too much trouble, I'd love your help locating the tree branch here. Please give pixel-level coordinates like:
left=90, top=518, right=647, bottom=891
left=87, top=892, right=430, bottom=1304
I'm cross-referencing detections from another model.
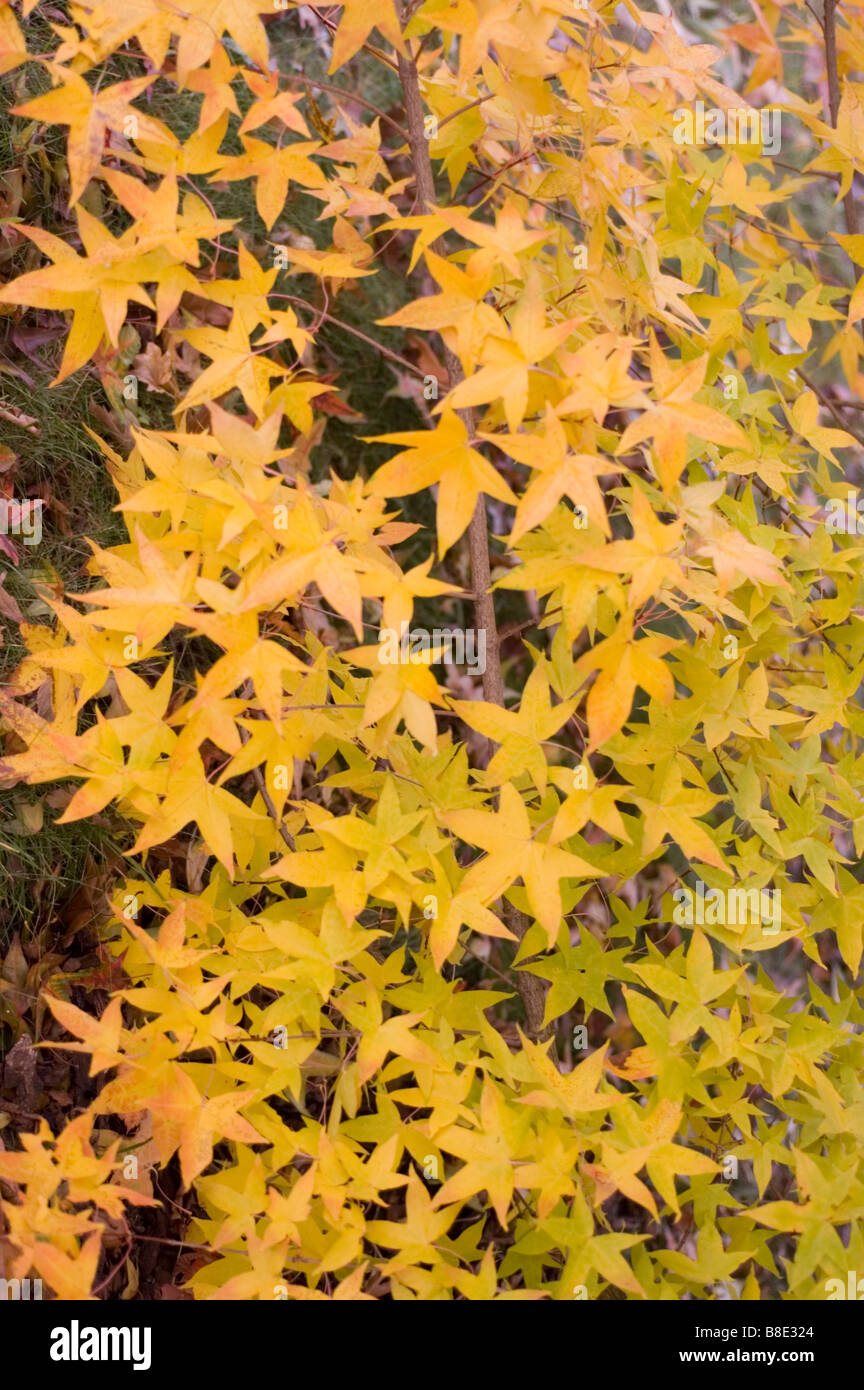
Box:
left=240, top=679, right=295, bottom=850
left=823, top=0, right=861, bottom=276
left=395, top=20, right=551, bottom=1041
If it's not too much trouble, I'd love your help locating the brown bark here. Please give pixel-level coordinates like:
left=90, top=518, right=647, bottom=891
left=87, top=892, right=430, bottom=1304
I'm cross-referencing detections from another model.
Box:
left=395, top=33, right=552, bottom=1041
left=823, top=0, right=861, bottom=274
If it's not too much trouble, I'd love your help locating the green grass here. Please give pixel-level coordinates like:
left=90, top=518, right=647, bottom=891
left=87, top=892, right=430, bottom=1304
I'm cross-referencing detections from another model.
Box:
left=0, top=787, right=121, bottom=945
left=0, top=358, right=130, bottom=946
left=0, top=50, right=134, bottom=945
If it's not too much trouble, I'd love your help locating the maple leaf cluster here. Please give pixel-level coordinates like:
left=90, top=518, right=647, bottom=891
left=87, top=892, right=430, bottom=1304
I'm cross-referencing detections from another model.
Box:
left=0, top=0, right=864, bottom=1304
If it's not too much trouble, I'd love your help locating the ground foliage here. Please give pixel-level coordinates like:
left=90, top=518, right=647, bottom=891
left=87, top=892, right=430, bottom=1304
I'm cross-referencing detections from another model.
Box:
left=0, top=0, right=864, bottom=1301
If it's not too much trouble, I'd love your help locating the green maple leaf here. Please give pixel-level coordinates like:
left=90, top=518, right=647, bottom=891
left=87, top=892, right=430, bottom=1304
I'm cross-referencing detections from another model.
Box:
left=520, top=925, right=635, bottom=1027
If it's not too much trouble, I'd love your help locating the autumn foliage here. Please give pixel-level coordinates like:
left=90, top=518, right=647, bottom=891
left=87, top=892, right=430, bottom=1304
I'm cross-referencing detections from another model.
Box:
left=1, top=0, right=864, bottom=1301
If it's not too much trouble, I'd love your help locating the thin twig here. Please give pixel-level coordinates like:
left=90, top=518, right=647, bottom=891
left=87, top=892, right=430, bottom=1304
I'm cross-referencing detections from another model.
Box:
left=302, top=78, right=409, bottom=141
left=274, top=294, right=427, bottom=380
left=823, top=0, right=861, bottom=272
left=239, top=679, right=294, bottom=849
left=395, top=5, right=551, bottom=1042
